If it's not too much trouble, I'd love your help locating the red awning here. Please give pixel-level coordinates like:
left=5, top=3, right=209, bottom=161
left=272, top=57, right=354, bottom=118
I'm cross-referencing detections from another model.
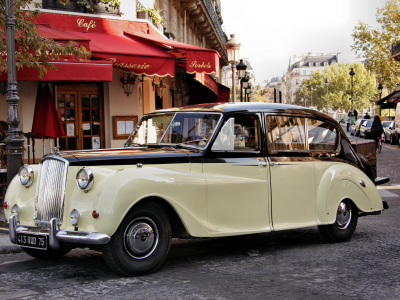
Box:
left=36, top=25, right=91, bottom=49
left=66, top=31, right=176, bottom=76
left=194, top=73, right=218, bottom=95
left=216, top=83, right=230, bottom=103
left=124, top=32, right=221, bottom=78
left=0, top=59, right=113, bottom=81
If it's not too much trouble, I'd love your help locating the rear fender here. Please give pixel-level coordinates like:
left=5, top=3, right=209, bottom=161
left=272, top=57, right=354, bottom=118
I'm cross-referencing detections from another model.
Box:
left=315, top=163, right=383, bottom=224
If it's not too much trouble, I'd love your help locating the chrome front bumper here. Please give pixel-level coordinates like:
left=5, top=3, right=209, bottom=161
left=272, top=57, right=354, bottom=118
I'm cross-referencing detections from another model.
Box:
left=9, top=215, right=111, bottom=249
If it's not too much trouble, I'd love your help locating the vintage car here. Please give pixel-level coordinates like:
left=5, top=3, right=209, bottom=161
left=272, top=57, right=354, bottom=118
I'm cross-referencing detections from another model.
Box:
left=3, top=103, right=389, bottom=276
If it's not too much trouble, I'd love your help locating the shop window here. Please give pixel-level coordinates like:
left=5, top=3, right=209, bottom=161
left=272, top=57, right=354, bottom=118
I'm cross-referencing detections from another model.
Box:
left=42, top=0, right=120, bottom=15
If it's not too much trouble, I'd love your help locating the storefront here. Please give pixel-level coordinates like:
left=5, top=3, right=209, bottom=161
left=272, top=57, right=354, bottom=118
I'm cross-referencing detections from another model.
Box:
left=0, top=11, right=228, bottom=163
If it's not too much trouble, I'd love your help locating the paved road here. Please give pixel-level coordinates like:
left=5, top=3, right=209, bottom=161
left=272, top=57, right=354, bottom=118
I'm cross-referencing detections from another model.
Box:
left=1, top=128, right=400, bottom=300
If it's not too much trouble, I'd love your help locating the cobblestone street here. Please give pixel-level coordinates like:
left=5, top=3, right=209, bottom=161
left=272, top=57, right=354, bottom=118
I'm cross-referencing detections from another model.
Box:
left=0, top=128, right=399, bottom=300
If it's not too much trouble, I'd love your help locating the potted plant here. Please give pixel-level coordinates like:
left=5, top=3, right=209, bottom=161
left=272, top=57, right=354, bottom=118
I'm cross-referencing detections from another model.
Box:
left=137, top=7, right=165, bottom=27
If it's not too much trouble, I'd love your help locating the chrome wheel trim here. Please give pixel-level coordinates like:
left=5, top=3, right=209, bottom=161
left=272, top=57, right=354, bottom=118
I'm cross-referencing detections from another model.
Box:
left=335, top=200, right=352, bottom=230
left=123, top=217, right=159, bottom=260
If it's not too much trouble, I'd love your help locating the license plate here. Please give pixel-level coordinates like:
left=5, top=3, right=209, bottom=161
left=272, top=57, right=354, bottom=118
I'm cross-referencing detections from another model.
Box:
left=16, top=233, right=48, bottom=250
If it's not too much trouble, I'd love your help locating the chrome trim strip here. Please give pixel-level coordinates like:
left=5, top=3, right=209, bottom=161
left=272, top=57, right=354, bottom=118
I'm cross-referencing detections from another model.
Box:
left=231, top=163, right=268, bottom=167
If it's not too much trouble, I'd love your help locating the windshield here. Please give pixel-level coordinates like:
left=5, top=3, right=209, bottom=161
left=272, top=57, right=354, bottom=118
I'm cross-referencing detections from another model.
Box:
left=126, top=112, right=221, bottom=148
left=365, top=121, right=373, bottom=127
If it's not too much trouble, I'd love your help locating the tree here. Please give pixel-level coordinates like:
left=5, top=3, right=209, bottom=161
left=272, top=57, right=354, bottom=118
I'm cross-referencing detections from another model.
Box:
left=351, top=0, right=400, bottom=91
left=293, top=62, right=376, bottom=112
left=0, top=0, right=91, bottom=77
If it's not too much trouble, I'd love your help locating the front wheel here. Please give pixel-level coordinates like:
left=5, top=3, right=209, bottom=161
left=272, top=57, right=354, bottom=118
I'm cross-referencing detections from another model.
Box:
left=318, top=199, right=358, bottom=243
left=102, top=202, right=171, bottom=276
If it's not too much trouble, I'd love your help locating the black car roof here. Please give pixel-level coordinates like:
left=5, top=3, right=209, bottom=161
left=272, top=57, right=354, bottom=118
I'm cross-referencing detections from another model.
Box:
left=153, top=102, right=335, bottom=121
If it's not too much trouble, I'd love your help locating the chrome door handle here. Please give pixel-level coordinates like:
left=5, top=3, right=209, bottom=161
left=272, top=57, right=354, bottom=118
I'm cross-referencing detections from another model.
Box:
left=270, top=162, right=280, bottom=166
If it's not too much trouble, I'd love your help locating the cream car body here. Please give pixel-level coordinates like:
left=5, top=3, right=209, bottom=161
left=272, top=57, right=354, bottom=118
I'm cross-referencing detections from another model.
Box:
left=4, top=103, right=389, bottom=276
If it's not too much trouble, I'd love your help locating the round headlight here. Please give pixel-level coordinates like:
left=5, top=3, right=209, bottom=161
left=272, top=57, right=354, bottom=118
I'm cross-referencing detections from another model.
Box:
left=18, top=165, right=34, bottom=187
left=69, top=209, right=80, bottom=226
left=76, top=167, right=94, bottom=192
left=11, top=204, right=20, bottom=218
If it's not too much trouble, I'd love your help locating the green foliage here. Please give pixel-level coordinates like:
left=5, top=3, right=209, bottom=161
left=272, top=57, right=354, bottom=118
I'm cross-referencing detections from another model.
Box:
left=58, top=0, right=120, bottom=11
left=293, top=62, right=376, bottom=112
left=0, top=0, right=91, bottom=77
left=138, top=7, right=165, bottom=25
left=351, top=0, right=400, bottom=91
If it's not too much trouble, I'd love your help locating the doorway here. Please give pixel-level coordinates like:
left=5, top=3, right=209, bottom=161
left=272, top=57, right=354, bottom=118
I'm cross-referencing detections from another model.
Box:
left=56, top=85, right=105, bottom=151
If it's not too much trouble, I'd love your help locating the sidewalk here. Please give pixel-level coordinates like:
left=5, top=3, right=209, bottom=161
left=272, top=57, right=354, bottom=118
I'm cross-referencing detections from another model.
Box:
left=0, top=234, right=22, bottom=254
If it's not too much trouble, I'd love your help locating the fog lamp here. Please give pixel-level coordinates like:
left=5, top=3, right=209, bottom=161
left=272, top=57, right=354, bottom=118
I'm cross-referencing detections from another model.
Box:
left=18, top=165, right=34, bottom=187
left=69, top=209, right=80, bottom=226
left=76, top=167, right=94, bottom=192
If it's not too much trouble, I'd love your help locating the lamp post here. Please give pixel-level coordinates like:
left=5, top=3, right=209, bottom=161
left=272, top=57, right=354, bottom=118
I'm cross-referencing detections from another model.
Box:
left=310, top=87, right=313, bottom=107
left=241, top=72, right=249, bottom=102
left=378, top=82, right=383, bottom=116
left=5, top=0, right=24, bottom=185
left=325, top=78, right=330, bottom=112
left=349, top=67, right=355, bottom=111
left=236, top=59, right=247, bottom=102
left=245, top=83, right=251, bottom=102
left=225, top=34, right=241, bottom=102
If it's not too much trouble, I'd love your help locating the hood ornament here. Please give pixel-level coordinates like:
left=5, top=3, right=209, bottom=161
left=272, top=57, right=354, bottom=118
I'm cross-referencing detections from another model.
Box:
left=52, top=146, right=61, bottom=155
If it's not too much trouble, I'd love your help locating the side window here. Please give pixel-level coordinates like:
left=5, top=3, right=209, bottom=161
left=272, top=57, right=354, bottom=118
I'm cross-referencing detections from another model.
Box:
left=307, top=119, right=337, bottom=151
left=212, top=115, right=260, bottom=151
left=267, top=116, right=306, bottom=151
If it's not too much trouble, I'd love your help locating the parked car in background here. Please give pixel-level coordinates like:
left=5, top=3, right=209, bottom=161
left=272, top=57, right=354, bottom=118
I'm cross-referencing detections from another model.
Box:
left=350, top=119, right=367, bottom=136
left=382, top=121, right=396, bottom=144
left=360, top=120, right=374, bottom=139
left=3, top=103, right=389, bottom=276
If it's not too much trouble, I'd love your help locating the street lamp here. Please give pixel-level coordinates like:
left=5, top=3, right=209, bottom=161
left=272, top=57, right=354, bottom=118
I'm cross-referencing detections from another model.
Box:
left=245, top=83, right=251, bottom=102
left=325, top=78, right=330, bottom=112
left=225, top=34, right=241, bottom=102
left=5, top=0, right=24, bottom=185
left=236, top=59, right=247, bottom=102
left=349, top=67, right=355, bottom=111
left=310, top=87, right=313, bottom=107
left=378, top=82, right=383, bottom=116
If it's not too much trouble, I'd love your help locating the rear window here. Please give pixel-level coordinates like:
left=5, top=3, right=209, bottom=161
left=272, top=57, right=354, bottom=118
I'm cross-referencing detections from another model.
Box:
left=366, top=121, right=373, bottom=126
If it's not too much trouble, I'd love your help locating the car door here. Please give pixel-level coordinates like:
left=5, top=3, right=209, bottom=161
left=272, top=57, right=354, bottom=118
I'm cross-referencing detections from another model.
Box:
left=265, top=114, right=317, bottom=230
left=203, top=113, right=271, bottom=235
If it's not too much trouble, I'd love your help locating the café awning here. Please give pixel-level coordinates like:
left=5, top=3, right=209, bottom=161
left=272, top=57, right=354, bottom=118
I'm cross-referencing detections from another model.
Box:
left=194, top=73, right=218, bottom=95
left=0, top=59, right=113, bottom=81
left=67, top=31, right=176, bottom=77
left=376, top=86, right=400, bottom=109
left=124, top=32, right=221, bottom=78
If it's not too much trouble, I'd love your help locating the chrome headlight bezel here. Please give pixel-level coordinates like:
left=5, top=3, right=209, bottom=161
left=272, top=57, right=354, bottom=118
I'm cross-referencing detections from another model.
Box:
left=76, top=167, right=94, bottom=192
left=18, top=165, right=34, bottom=187
left=69, top=209, right=80, bottom=226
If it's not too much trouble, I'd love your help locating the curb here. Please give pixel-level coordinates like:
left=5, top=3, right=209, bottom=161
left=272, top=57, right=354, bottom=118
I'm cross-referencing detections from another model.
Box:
left=0, top=228, right=9, bottom=234
left=0, top=244, right=23, bottom=254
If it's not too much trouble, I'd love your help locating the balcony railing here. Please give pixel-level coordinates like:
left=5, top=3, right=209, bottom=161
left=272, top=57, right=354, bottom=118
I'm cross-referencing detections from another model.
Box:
left=392, top=40, right=400, bottom=59
left=201, top=0, right=226, bottom=45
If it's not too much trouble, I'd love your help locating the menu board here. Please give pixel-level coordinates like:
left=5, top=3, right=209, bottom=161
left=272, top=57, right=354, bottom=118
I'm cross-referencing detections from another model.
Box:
left=112, top=116, right=138, bottom=140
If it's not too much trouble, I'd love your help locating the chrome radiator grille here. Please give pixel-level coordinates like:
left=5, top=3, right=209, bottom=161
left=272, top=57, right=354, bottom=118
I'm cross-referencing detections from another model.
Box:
left=34, top=156, right=69, bottom=223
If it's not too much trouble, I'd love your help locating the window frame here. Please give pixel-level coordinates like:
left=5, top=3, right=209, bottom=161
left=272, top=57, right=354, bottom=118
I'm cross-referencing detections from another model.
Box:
left=265, top=114, right=340, bottom=155
left=210, top=113, right=263, bottom=155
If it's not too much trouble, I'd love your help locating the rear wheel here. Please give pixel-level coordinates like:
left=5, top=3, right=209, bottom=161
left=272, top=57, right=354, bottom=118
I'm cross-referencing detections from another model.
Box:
left=102, top=202, right=171, bottom=276
left=318, top=199, right=358, bottom=243
left=22, top=244, right=71, bottom=259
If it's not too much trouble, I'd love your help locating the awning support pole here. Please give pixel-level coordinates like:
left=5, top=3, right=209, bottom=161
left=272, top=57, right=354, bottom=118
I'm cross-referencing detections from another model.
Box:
left=5, top=0, right=24, bottom=184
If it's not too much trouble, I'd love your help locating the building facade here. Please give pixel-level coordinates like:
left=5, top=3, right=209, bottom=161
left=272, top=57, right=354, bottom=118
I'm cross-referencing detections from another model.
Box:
left=278, top=52, right=339, bottom=104
left=0, top=0, right=229, bottom=163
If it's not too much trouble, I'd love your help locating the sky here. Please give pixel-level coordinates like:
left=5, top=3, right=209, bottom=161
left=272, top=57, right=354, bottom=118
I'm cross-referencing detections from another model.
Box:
left=221, top=0, right=385, bottom=85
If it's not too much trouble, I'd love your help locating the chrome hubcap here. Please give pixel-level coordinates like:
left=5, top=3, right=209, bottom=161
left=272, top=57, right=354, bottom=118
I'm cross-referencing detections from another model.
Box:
left=124, top=217, right=159, bottom=259
left=335, top=200, right=352, bottom=230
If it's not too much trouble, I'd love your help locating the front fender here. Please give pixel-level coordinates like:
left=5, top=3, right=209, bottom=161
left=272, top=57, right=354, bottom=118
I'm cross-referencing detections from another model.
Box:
left=92, top=167, right=209, bottom=237
left=315, top=162, right=383, bottom=224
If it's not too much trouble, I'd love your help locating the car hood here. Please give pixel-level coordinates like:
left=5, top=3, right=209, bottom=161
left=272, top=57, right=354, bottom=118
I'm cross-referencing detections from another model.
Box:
left=56, top=147, right=193, bottom=166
